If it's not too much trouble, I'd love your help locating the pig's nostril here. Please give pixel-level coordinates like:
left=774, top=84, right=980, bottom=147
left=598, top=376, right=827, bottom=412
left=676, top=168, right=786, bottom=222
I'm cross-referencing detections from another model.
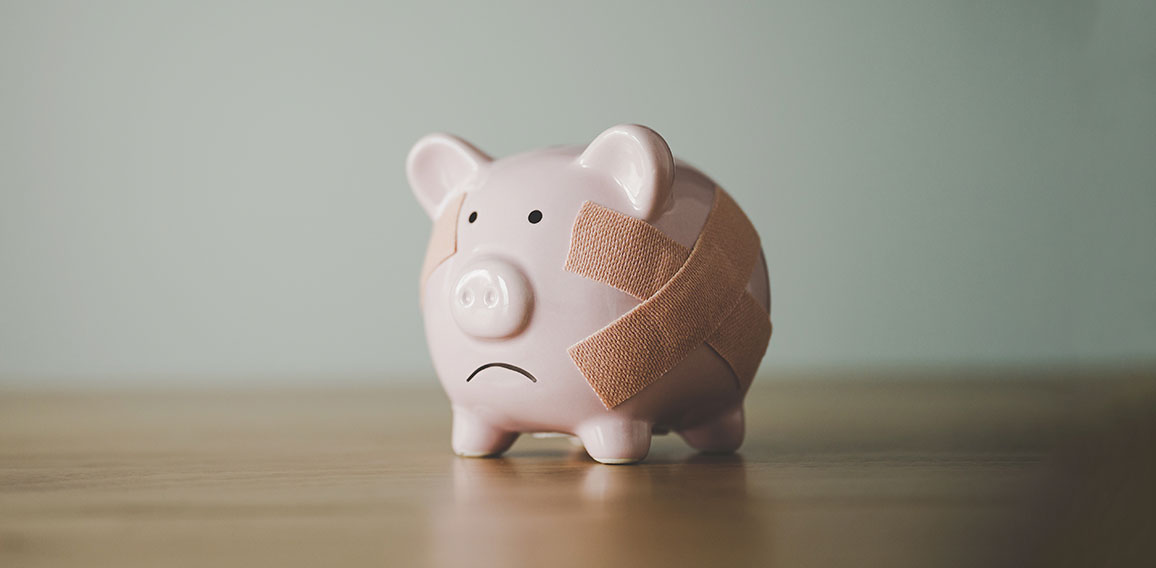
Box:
left=483, top=289, right=498, bottom=308
left=459, top=289, right=475, bottom=308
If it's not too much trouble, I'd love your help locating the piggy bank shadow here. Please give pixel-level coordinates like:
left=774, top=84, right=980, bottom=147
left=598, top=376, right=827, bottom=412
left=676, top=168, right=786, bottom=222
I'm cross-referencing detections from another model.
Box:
left=427, top=451, right=771, bottom=567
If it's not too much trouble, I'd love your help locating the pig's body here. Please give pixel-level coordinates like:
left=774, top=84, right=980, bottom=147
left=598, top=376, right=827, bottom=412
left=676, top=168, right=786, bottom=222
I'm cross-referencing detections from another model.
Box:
left=411, top=125, right=771, bottom=463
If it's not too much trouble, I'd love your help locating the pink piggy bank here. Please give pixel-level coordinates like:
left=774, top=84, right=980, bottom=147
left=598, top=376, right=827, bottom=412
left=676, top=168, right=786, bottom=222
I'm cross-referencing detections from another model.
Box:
left=409, top=124, right=772, bottom=464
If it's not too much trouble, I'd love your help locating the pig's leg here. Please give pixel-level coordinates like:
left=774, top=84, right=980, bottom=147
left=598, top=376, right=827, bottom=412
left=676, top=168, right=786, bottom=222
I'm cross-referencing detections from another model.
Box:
left=577, top=417, right=652, bottom=464
left=677, top=406, right=744, bottom=453
left=451, top=407, right=518, bottom=457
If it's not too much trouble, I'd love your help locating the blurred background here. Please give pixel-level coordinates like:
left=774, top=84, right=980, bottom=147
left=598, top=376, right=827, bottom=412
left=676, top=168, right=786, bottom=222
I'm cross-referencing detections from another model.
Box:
left=1, top=0, right=1153, bottom=387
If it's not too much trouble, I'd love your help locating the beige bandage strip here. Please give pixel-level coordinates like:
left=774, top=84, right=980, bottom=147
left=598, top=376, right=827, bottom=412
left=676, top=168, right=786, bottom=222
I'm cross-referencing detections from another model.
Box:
left=419, top=193, right=465, bottom=304
left=566, top=188, right=772, bottom=408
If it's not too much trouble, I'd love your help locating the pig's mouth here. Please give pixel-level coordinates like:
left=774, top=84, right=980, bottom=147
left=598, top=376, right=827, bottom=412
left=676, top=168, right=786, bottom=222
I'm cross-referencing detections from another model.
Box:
left=466, top=362, right=538, bottom=383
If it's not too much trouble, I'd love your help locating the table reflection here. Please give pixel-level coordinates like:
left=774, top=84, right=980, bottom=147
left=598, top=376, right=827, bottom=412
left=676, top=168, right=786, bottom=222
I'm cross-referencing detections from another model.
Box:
left=428, top=450, right=770, bottom=567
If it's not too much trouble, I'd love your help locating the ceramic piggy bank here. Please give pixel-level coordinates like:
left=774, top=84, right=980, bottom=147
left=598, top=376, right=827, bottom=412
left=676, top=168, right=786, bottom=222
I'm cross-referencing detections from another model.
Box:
left=408, top=124, right=771, bottom=464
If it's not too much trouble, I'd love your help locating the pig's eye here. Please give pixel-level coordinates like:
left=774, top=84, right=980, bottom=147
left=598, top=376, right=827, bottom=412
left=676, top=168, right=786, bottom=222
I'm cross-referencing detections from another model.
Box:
left=528, top=210, right=543, bottom=224
left=468, top=211, right=478, bottom=223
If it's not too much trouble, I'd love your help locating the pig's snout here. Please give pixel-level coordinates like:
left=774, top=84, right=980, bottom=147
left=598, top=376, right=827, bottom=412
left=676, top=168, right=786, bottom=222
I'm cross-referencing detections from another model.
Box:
left=450, top=258, right=533, bottom=339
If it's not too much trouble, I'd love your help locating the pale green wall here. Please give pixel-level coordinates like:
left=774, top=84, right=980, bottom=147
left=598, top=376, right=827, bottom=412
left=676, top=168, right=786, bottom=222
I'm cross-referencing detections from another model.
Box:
left=1, top=1, right=1153, bottom=384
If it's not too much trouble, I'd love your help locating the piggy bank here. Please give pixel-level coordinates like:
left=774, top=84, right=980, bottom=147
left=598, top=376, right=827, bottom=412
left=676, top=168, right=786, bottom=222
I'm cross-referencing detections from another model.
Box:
left=408, top=124, right=771, bottom=464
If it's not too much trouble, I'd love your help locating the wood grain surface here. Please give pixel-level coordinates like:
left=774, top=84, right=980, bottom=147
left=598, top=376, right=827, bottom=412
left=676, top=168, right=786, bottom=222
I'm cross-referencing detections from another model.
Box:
left=1, top=369, right=1153, bottom=567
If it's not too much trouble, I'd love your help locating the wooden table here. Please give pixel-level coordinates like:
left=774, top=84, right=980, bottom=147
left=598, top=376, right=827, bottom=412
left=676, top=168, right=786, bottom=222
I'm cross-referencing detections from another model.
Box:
left=1, top=369, right=1153, bottom=567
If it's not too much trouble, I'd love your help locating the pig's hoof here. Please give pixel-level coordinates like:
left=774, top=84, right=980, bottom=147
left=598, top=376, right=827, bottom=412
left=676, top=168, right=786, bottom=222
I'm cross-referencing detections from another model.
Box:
left=678, top=406, right=744, bottom=453
left=454, top=449, right=504, bottom=458
left=448, top=437, right=517, bottom=460
left=451, top=408, right=518, bottom=457
left=578, top=419, right=652, bottom=465
left=592, top=456, right=643, bottom=465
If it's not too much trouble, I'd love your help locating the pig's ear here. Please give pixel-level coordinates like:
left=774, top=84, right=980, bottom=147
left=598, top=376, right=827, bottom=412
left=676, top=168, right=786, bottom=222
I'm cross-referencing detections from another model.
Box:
left=578, top=124, right=674, bottom=221
left=407, top=133, right=492, bottom=218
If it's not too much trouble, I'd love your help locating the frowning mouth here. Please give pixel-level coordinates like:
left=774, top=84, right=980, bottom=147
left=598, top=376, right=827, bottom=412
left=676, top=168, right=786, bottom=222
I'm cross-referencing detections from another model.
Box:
left=466, top=362, right=537, bottom=383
